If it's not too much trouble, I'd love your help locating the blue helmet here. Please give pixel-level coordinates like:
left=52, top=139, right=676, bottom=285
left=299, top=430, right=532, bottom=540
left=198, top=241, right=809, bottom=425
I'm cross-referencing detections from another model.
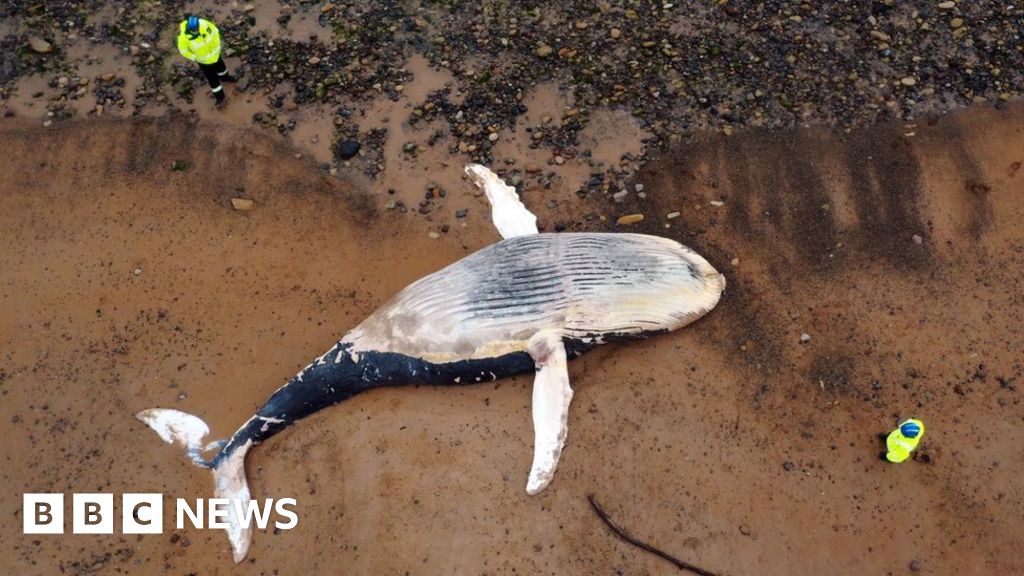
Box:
left=900, top=421, right=921, bottom=438
left=186, top=16, right=200, bottom=33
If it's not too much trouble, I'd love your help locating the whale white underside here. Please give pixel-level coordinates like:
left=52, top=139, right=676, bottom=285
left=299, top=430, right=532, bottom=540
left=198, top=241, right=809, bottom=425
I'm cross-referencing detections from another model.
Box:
left=344, top=232, right=726, bottom=363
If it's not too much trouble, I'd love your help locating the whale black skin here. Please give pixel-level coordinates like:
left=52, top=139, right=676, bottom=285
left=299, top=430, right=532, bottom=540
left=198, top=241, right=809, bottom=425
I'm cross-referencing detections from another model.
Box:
left=212, top=336, right=621, bottom=468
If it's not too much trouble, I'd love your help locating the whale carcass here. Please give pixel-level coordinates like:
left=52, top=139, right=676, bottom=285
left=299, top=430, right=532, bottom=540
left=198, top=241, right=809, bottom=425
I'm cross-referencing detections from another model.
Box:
left=137, top=164, right=726, bottom=561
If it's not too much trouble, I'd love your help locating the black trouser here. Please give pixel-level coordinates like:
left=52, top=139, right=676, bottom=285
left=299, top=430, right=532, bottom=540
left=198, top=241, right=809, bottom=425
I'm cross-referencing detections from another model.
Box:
left=198, top=57, right=229, bottom=96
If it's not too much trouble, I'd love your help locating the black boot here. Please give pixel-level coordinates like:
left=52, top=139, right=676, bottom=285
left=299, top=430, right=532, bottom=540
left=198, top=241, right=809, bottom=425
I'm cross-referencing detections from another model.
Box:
left=214, top=90, right=226, bottom=109
left=220, top=74, right=238, bottom=83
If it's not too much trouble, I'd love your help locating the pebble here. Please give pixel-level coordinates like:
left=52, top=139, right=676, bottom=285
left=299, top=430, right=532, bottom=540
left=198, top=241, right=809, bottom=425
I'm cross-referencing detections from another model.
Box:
left=937, top=1, right=955, bottom=8
left=739, top=524, right=752, bottom=536
left=900, top=77, right=916, bottom=86
left=230, top=198, right=255, bottom=210
left=308, top=56, right=321, bottom=65
left=634, top=183, right=644, bottom=192
left=666, top=211, right=680, bottom=219
left=554, top=155, right=565, bottom=165
left=428, top=232, right=440, bottom=239
left=610, top=28, right=622, bottom=39
left=800, top=333, right=811, bottom=343
left=455, top=208, right=468, bottom=218
left=612, top=190, right=629, bottom=202
left=616, top=213, right=644, bottom=225
left=912, top=234, right=923, bottom=244
left=535, top=45, right=553, bottom=57
left=730, top=258, right=740, bottom=266
left=950, top=18, right=963, bottom=28
left=28, top=36, right=52, bottom=53
left=710, top=200, right=724, bottom=207
left=910, top=560, right=922, bottom=572
left=133, top=268, right=143, bottom=276
left=488, top=132, right=499, bottom=142
left=783, top=461, right=795, bottom=471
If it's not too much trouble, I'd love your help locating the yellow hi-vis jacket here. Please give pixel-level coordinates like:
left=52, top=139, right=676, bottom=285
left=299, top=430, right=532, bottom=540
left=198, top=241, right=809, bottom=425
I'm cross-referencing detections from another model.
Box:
left=886, top=418, right=925, bottom=463
left=177, top=19, right=221, bottom=65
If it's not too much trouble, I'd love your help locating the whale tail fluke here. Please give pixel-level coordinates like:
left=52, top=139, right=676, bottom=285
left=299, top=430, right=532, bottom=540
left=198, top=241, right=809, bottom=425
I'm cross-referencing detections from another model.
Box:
left=136, top=408, right=254, bottom=563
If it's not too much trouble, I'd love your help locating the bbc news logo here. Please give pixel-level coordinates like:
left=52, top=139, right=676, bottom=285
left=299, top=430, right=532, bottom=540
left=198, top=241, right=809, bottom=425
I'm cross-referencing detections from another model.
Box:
left=23, top=494, right=298, bottom=534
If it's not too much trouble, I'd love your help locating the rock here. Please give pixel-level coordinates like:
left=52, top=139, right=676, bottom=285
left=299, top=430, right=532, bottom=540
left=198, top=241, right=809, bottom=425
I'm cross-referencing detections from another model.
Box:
left=950, top=18, right=963, bottom=28
left=634, top=183, right=644, bottom=192
left=912, top=234, right=923, bottom=244
left=610, top=28, right=622, bottom=39
left=612, top=190, right=629, bottom=202
left=553, top=155, right=565, bottom=165
left=782, top=461, right=795, bottom=471
left=900, top=77, right=916, bottom=86
left=739, top=524, right=752, bottom=536
left=335, top=139, right=360, bottom=160
left=800, top=333, right=811, bottom=343
left=910, top=560, right=922, bottom=571
left=428, top=232, right=440, bottom=239
left=710, top=200, right=724, bottom=207
left=535, top=44, right=553, bottom=57
left=308, top=56, right=321, bottom=65
left=730, top=258, right=740, bottom=266
left=133, top=268, right=143, bottom=276
left=488, top=132, right=499, bottom=142
left=455, top=208, right=468, bottom=218
left=231, top=198, right=255, bottom=211
left=28, top=36, right=52, bottom=54
left=616, top=213, right=644, bottom=225
left=937, top=1, right=955, bottom=8
left=321, top=3, right=336, bottom=12
left=666, top=211, right=680, bottom=219
left=575, top=21, right=588, bottom=30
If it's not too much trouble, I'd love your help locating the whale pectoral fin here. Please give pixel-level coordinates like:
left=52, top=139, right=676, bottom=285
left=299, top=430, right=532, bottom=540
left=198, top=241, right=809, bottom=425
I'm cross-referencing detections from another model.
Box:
left=525, top=330, right=573, bottom=495
left=464, top=163, right=539, bottom=239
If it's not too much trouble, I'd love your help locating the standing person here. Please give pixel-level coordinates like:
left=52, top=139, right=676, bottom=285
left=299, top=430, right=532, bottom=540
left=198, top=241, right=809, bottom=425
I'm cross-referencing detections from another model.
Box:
left=879, top=418, right=925, bottom=463
left=177, top=15, right=236, bottom=108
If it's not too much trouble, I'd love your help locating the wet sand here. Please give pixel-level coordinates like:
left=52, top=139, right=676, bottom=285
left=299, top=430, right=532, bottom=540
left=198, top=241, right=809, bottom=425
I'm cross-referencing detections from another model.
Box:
left=0, top=103, right=1022, bottom=575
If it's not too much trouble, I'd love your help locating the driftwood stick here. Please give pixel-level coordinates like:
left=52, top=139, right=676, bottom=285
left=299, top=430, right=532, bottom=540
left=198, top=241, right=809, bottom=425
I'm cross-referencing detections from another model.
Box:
left=588, top=494, right=719, bottom=576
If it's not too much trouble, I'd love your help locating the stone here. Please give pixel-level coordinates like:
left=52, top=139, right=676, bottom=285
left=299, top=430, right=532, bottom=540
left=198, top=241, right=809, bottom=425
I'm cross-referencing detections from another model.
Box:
left=900, top=77, right=916, bottom=86
left=666, top=211, right=680, bottom=219
left=800, top=333, right=811, bottom=343
left=616, top=213, right=644, bottom=225
left=950, top=18, right=963, bottom=28
left=231, top=198, right=255, bottom=210
left=488, top=132, right=499, bottom=142
left=535, top=44, right=553, bottom=57
left=912, top=234, right=923, bottom=244
left=28, top=36, right=52, bottom=54
left=308, top=56, right=321, bottom=65
left=610, top=28, right=622, bottom=39
left=937, top=1, right=955, bottom=8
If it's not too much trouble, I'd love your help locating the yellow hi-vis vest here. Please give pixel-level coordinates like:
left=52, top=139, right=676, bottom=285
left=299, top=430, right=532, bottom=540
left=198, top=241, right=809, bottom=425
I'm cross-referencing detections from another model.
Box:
left=886, top=418, right=925, bottom=463
left=177, top=19, right=221, bottom=65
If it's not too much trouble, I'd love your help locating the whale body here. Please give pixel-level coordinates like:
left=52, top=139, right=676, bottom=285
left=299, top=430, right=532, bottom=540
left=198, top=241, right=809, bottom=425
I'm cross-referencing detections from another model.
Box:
left=138, top=165, right=725, bottom=562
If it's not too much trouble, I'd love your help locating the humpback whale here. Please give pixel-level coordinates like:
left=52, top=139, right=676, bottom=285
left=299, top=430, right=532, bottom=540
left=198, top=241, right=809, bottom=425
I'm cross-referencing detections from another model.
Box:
left=137, top=164, right=726, bottom=562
